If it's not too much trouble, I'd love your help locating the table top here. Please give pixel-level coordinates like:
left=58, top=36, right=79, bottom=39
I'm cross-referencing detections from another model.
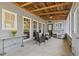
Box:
left=0, top=34, right=26, bottom=40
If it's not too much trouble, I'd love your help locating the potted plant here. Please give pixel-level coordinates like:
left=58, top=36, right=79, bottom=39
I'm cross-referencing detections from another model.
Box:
left=11, top=28, right=17, bottom=36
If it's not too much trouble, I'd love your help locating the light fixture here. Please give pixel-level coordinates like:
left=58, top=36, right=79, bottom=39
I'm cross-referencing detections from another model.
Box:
left=49, top=16, right=53, bottom=19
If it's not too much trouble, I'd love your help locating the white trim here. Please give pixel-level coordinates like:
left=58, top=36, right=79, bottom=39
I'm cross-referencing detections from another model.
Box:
left=33, top=19, right=38, bottom=31
left=33, top=19, right=38, bottom=22
left=74, top=8, right=78, bottom=33
left=38, top=22, right=41, bottom=32
left=38, top=21, right=45, bottom=26
left=38, top=21, right=43, bottom=24
left=38, top=22, right=45, bottom=33
left=23, top=16, right=31, bottom=31
left=23, top=16, right=31, bottom=40
left=2, top=8, right=17, bottom=30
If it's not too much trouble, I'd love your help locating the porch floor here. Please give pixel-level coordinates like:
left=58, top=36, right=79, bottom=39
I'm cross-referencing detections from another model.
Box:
left=6, top=37, right=72, bottom=56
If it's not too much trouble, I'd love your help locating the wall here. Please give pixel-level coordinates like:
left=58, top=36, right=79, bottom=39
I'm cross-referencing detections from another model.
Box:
left=0, top=2, right=46, bottom=53
left=65, top=2, right=79, bottom=55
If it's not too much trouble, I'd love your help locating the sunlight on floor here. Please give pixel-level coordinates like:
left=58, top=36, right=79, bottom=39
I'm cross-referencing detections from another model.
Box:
left=6, top=37, right=72, bottom=56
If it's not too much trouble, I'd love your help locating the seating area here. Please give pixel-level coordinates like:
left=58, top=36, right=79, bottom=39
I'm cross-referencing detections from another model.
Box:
left=33, top=31, right=51, bottom=45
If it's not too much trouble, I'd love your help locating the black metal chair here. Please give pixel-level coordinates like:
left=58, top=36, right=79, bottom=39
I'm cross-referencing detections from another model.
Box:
left=41, top=34, right=45, bottom=43
left=45, top=34, right=49, bottom=40
left=45, top=33, right=51, bottom=40
left=34, top=32, right=45, bottom=45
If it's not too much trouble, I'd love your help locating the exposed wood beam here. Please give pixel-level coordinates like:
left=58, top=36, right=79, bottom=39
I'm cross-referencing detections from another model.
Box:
left=32, top=3, right=39, bottom=9
left=40, top=14, right=67, bottom=17
left=50, top=17, right=66, bottom=20
left=13, top=3, right=20, bottom=6
left=51, top=18, right=66, bottom=20
left=43, top=17, right=66, bottom=20
left=40, top=16, right=67, bottom=20
left=53, top=15, right=67, bottom=17
left=53, top=16, right=66, bottom=18
left=20, top=2, right=32, bottom=7
left=41, top=15, right=66, bottom=20
left=31, top=3, right=71, bottom=12
left=43, top=16, right=66, bottom=19
left=52, top=18, right=66, bottom=20
left=36, top=10, right=69, bottom=16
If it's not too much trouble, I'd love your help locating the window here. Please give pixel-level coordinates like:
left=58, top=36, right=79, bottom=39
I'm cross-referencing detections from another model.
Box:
left=2, top=9, right=17, bottom=30
left=43, top=24, right=45, bottom=33
left=33, top=21, right=37, bottom=31
left=74, top=8, right=79, bottom=34
left=33, top=20, right=37, bottom=37
left=39, top=23, right=42, bottom=33
left=54, top=22, right=64, bottom=33
left=23, top=16, right=30, bottom=38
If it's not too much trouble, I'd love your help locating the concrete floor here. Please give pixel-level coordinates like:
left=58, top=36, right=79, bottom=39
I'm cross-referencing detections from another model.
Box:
left=5, top=37, right=72, bottom=56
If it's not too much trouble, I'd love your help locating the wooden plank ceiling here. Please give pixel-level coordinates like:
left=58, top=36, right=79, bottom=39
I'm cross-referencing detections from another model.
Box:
left=14, top=2, right=73, bottom=20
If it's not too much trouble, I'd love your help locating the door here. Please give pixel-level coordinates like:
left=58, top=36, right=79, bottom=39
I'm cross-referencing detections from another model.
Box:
left=48, top=24, right=53, bottom=36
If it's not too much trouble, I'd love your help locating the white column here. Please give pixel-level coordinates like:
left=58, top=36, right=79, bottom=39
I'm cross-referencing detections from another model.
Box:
left=30, top=19, right=33, bottom=40
left=40, top=23, right=42, bottom=33
left=74, top=10, right=77, bottom=33
left=37, top=21, right=39, bottom=32
left=44, top=23, right=48, bottom=33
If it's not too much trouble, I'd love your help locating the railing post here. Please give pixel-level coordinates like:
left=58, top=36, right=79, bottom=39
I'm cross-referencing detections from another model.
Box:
left=0, top=39, right=6, bottom=56
left=21, top=36, right=24, bottom=47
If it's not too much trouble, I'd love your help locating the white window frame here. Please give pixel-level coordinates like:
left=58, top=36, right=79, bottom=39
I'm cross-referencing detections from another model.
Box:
left=38, top=22, right=44, bottom=33
left=38, top=22, right=42, bottom=31
left=54, top=22, right=64, bottom=33
left=2, top=9, right=17, bottom=30
left=23, top=16, right=31, bottom=39
left=33, top=20, right=38, bottom=31
left=74, top=7, right=78, bottom=34
left=23, top=16, right=31, bottom=31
